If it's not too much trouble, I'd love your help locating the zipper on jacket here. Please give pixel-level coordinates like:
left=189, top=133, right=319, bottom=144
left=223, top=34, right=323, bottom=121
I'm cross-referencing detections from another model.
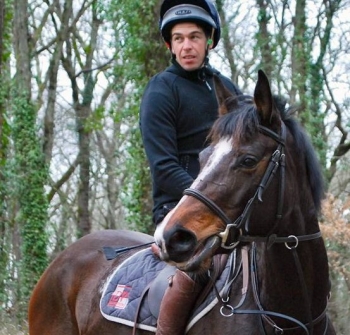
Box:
left=204, top=80, right=212, bottom=91
left=198, top=66, right=212, bottom=91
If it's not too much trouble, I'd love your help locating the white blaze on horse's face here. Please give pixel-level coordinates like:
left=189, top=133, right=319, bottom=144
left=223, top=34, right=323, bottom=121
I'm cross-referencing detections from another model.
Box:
left=192, top=137, right=233, bottom=189
left=154, top=137, right=233, bottom=253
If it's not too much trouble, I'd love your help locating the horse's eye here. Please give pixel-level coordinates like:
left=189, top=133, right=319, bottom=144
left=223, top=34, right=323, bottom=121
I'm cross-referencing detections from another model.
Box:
left=241, top=157, right=258, bottom=168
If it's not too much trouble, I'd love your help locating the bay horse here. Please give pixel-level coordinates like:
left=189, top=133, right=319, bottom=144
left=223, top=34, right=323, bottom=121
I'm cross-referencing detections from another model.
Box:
left=28, top=70, right=335, bottom=335
left=154, top=70, right=335, bottom=334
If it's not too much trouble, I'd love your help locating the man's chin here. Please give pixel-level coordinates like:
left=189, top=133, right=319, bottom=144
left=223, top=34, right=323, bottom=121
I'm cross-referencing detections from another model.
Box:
left=179, top=61, right=201, bottom=71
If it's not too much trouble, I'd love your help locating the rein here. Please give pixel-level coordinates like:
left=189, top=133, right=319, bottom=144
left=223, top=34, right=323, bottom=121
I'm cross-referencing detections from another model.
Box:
left=183, top=121, right=328, bottom=334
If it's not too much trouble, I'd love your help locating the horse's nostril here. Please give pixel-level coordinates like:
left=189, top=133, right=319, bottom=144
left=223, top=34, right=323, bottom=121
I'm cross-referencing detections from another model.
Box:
left=169, top=229, right=190, bottom=244
left=165, top=226, right=197, bottom=263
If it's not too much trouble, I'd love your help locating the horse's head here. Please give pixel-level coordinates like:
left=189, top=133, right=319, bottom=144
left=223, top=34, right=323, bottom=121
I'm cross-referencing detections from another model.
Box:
left=154, top=70, right=324, bottom=273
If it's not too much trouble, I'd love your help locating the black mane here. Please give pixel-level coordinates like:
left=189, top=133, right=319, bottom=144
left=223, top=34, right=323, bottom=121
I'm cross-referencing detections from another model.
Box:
left=209, top=95, right=325, bottom=212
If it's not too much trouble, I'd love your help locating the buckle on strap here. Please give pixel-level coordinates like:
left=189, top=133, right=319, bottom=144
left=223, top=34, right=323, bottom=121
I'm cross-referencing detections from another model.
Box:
left=218, top=225, right=241, bottom=249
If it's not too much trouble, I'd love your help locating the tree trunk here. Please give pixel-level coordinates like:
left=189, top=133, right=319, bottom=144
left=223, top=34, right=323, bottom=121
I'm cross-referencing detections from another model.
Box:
left=255, top=0, right=274, bottom=76
left=0, top=0, right=8, bottom=312
left=76, top=0, right=99, bottom=237
left=291, top=0, right=308, bottom=108
left=12, top=0, right=49, bottom=321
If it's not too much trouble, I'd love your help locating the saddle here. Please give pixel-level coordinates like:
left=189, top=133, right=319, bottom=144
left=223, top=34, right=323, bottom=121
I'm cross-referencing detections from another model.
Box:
left=100, top=247, right=236, bottom=333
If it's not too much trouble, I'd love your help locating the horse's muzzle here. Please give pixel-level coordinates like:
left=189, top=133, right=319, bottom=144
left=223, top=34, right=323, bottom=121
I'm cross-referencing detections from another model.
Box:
left=158, top=224, right=222, bottom=272
left=162, top=225, right=197, bottom=263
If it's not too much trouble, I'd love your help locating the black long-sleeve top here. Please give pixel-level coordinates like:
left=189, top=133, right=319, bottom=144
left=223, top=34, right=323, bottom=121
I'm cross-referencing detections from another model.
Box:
left=140, top=59, right=241, bottom=224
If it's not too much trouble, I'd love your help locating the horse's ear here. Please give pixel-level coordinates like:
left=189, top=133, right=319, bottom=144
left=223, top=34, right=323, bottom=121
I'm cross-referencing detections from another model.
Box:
left=213, top=75, right=235, bottom=116
left=254, top=70, right=280, bottom=127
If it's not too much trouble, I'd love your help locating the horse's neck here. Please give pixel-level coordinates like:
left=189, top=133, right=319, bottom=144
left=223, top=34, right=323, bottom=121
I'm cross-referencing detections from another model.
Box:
left=255, top=239, right=330, bottom=319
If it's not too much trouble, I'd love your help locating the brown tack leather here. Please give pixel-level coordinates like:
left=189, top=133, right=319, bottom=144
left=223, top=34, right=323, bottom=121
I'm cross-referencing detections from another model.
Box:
left=155, top=270, right=203, bottom=335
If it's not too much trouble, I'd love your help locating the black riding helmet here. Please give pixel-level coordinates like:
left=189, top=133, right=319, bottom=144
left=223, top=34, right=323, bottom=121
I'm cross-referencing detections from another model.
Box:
left=159, top=0, right=221, bottom=49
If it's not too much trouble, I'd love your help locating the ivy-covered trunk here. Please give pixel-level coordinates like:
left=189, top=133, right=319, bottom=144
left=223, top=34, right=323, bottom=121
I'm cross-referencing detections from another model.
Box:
left=12, top=0, right=48, bottom=321
left=76, top=0, right=97, bottom=238
left=306, top=1, right=341, bottom=177
left=0, top=0, right=11, bottom=312
left=291, top=0, right=308, bottom=109
left=110, top=0, right=169, bottom=233
left=255, top=0, right=275, bottom=76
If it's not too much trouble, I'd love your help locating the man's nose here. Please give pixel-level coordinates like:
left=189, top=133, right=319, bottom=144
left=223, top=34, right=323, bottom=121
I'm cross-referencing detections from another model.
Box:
left=183, top=38, right=192, bottom=49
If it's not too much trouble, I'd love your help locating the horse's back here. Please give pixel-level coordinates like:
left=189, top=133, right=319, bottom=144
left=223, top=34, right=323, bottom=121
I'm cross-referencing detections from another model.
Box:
left=28, top=229, right=154, bottom=335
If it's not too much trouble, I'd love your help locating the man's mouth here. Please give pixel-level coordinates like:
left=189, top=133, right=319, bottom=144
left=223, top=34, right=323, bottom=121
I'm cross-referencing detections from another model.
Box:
left=183, top=55, right=196, bottom=60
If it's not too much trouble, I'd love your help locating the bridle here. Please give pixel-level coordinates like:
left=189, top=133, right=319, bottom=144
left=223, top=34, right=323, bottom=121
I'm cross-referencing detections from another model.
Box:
left=184, top=122, right=288, bottom=248
left=183, top=122, right=323, bottom=248
left=183, top=121, right=328, bottom=334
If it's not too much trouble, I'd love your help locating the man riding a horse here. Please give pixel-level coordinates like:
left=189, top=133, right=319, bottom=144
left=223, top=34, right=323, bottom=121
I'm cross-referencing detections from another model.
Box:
left=140, top=0, right=241, bottom=334
left=28, top=0, right=336, bottom=334
left=28, top=76, right=336, bottom=335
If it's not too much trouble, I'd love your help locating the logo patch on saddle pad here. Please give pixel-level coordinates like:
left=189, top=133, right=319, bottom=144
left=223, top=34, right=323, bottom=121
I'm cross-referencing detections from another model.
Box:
left=107, top=284, right=131, bottom=310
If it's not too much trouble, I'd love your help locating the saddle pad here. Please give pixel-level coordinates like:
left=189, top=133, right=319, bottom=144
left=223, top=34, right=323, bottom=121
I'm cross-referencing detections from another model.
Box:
left=100, top=248, right=236, bottom=333
left=100, top=248, right=167, bottom=332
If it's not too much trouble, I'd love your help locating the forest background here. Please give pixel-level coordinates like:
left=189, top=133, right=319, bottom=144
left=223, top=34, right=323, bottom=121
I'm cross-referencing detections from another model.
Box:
left=0, top=0, right=349, bottom=334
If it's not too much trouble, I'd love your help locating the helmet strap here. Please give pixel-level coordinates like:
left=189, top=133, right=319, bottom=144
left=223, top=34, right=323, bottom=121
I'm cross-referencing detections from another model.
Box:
left=204, top=28, right=215, bottom=59
left=207, top=28, right=215, bottom=49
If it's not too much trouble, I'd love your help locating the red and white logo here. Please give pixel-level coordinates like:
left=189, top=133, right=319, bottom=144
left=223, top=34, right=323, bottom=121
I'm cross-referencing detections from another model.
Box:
left=107, top=284, right=131, bottom=310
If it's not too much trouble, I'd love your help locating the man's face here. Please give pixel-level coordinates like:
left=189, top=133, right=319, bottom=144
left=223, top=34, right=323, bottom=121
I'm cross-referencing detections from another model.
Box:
left=170, top=22, right=209, bottom=71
